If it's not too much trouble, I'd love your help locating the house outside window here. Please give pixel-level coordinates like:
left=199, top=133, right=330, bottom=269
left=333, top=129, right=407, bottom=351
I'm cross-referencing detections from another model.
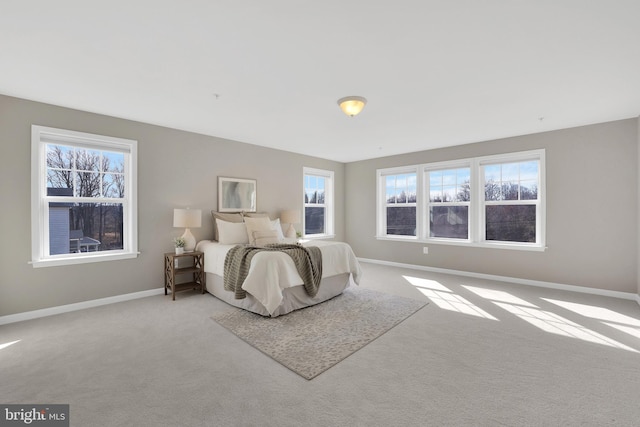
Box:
left=31, top=125, right=138, bottom=267
left=303, top=167, right=334, bottom=238
left=377, top=149, right=545, bottom=250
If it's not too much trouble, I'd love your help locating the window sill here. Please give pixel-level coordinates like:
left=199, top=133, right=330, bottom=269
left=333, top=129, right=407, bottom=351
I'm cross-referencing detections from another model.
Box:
left=376, top=235, right=418, bottom=242
left=30, top=251, right=139, bottom=268
left=376, top=235, right=546, bottom=252
left=303, top=234, right=336, bottom=240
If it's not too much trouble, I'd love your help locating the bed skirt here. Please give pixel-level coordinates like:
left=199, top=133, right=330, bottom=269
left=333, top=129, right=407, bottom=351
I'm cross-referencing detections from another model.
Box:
left=206, top=272, right=351, bottom=317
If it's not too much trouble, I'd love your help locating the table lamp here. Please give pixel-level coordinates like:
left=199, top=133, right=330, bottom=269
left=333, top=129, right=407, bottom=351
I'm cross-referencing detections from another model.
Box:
left=173, top=208, right=202, bottom=252
left=280, top=210, right=301, bottom=239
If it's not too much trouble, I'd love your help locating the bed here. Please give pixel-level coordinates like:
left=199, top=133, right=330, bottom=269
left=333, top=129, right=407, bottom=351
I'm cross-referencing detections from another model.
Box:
left=196, top=239, right=362, bottom=317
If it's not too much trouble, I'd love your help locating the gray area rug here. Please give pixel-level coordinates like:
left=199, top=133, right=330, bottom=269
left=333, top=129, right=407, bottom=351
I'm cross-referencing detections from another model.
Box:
left=211, top=286, right=427, bottom=379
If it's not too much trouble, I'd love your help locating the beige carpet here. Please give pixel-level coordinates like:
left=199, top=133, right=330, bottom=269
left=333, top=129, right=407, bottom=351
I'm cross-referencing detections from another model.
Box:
left=211, top=286, right=427, bottom=379
left=4, top=262, right=640, bottom=426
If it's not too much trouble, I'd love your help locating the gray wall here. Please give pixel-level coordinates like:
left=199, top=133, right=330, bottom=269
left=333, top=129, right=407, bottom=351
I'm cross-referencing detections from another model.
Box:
left=345, top=119, right=639, bottom=294
left=0, top=95, right=344, bottom=316
left=1, top=93, right=637, bottom=317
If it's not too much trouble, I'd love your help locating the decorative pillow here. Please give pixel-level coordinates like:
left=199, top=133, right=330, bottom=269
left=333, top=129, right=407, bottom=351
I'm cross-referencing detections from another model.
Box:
left=244, top=216, right=273, bottom=245
left=242, top=213, right=285, bottom=240
left=215, top=219, right=249, bottom=245
left=211, top=211, right=243, bottom=241
left=252, top=230, right=281, bottom=246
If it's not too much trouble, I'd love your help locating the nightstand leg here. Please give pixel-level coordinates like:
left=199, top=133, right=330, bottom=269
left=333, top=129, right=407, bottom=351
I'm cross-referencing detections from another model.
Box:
left=164, top=255, right=169, bottom=296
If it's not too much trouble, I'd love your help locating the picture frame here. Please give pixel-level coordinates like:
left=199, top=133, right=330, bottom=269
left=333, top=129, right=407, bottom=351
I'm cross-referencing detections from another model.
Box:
left=218, top=177, right=257, bottom=212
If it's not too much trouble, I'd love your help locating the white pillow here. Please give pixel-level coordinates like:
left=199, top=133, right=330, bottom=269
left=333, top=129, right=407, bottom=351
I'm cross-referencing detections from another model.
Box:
left=244, top=216, right=273, bottom=245
left=216, top=219, right=249, bottom=244
left=271, top=218, right=285, bottom=241
left=211, top=211, right=243, bottom=241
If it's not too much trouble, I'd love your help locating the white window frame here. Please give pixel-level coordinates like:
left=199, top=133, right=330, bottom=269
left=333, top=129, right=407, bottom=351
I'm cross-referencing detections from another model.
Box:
left=303, top=167, right=334, bottom=239
left=376, top=149, right=546, bottom=251
left=424, top=160, right=472, bottom=243
left=376, top=166, right=420, bottom=240
left=476, top=150, right=546, bottom=250
left=31, top=125, right=139, bottom=267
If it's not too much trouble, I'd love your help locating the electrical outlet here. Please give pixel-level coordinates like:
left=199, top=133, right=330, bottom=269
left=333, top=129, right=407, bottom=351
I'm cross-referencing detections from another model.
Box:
left=423, top=247, right=429, bottom=254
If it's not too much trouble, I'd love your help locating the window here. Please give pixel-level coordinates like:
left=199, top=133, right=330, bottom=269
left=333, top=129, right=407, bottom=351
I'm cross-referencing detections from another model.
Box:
left=382, top=171, right=417, bottom=236
left=31, top=125, right=138, bottom=267
left=481, top=159, right=540, bottom=244
left=303, top=167, right=334, bottom=238
left=377, top=150, right=545, bottom=250
left=427, top=166, right=470, bottom=240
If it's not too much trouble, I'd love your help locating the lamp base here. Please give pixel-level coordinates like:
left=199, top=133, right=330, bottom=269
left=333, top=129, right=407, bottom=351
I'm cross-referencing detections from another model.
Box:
left=181, top=228, right=196, bottom=252
left=285, top=224, right=296, bottom=239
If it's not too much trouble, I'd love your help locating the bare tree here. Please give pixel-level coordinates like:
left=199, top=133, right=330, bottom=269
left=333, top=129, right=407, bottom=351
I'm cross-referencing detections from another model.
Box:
left=46, top=145, right=125, bottom=250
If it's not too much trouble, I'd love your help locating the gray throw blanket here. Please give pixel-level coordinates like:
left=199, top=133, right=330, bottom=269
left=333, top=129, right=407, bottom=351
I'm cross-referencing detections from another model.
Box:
left=223, top=243, right=323, bottom=300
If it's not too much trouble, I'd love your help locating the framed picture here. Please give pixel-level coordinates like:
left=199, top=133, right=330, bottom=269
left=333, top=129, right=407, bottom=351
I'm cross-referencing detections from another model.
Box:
left=218, top=177, right=257, bottom=212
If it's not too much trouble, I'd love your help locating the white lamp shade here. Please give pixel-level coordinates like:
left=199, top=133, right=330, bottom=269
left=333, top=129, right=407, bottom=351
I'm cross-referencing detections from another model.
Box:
left=280, top=210, right=301, bottom=225
left=173, top=209, right=202, bottom=228
left=338, top=96, right=367, bottom=117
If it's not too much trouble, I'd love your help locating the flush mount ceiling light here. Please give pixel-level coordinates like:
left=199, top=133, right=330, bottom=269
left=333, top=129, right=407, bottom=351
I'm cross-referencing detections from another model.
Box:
left=337, top=96, right=367, bottom=117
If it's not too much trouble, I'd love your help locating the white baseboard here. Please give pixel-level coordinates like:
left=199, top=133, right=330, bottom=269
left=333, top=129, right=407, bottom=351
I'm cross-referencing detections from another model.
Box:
left=358, top=258, right=639, bottom=302
left=0, top=288, right=165, bottom=326
left=3, top=263, right=638, bottom=326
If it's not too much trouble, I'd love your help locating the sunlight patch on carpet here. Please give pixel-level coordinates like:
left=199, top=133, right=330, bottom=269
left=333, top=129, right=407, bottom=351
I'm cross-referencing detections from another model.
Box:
left=463, top=287, right=638, bottom=353
left=404, top=276, right=497, bottom=320
left=0, top=340, right=20, bottom=351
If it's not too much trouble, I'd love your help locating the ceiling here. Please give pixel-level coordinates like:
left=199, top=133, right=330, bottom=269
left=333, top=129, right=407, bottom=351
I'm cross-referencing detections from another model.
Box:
left=2, top=1, right=640, bottom=163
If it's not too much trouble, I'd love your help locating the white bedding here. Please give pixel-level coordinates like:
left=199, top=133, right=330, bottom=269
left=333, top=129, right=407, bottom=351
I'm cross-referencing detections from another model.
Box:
left=196, top=239, right=362, bottom=315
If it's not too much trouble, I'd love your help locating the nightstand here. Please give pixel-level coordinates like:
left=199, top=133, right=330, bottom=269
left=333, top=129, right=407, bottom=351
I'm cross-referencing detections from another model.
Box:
left=164, top=251, right=206, bottom=300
